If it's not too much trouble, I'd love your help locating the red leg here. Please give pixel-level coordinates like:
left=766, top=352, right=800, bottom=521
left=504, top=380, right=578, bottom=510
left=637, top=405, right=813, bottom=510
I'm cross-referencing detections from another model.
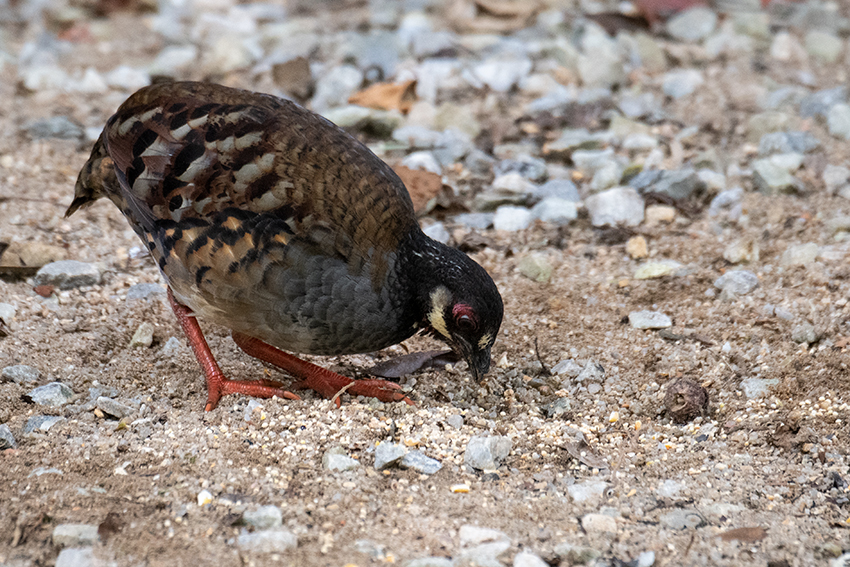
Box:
left=167, top=289, right=300, bottom=411
left=231, top=332, right=414, bottom=406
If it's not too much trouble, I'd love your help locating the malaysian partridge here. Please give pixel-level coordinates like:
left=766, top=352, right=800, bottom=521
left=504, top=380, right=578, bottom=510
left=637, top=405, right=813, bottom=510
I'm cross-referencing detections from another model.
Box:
left=67, top=82, right=503, bottom=411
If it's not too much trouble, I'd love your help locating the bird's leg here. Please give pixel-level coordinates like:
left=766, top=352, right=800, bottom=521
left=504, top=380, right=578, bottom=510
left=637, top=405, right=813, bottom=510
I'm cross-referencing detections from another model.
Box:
left=167, top=289, right=300, bottom=411
left=231, top=332, right=414, bottom=406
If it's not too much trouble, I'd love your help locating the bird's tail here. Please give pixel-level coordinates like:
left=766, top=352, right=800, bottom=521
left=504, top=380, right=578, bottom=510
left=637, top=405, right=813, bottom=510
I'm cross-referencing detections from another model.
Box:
left=65, top=134, right=116, bottom=217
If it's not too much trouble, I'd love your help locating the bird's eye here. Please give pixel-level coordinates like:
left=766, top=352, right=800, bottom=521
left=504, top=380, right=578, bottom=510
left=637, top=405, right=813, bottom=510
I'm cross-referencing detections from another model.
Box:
left=452, top=304, right=478, bottom=333
left=456, top=314, right=476, bottom=332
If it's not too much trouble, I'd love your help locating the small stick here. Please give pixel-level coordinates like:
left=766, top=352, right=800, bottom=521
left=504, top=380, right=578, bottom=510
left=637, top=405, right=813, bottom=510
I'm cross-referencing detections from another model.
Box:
left=534, top=337, right=551, bottom=376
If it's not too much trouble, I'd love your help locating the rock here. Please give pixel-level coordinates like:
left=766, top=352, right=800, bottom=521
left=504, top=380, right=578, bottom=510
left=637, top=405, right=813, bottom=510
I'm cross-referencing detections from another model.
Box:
left=800, top=86, right=847, bottom=120
left=662, top=69, right=703, bottom=99
left=23, top=116, right=84, bottom=140
left=23, top=415, right=65, bottom=434
left=659, top=509, right=705, bottom=530
left=567, top=480, right=609, bottom=503
left=634, top=33, right=667, bottom=72
left=312, top=65, right=363, bottom=112
left=0, top=241, right=67, bottom=268
left=28, top=382, right=74, bottom=407
left=752, top=158, right=801, bottom=194
left=236, top=529, right=298, bottom=553
left=432, top=129, right=473, bottom=167
left=0, top=424, right=16, bottom=449
left=626, top=236, right=648, bottom=259
left=552, top=359, right=581, bottom=377
left=493, top=206, right=533, bottom=231
left=518, top=253, right=553, bottom=283
left=494, top=155, right=547, bottom=182
left=553, top=542, right=601, bottom=565
left=126, top=283, right=166, bottom=304
left=53, top=524, right=99, bottom=547
left=446, top=414, right=464, bottom=429
left=576, top=361, right=605, bottom=383
left=160, top=337, right=184, bottom=357
left=657, top=479, right=685, bottom=499
left=666, top=7, right=717, bottom=42
left=459, top=525, right=510, bottom=547
left=628, top=310, right=672, bottom=330
left=781, top=243, right=819, bottom=267
left=33, top=261, right=102, bottom=290
left=471, top=56, right=533, bottom=92
left=543, top=129, right=606, bottom=158
left=823, top=165, right=850, bottom=194
left=513, top=550, right=548, bottom=567
left=714, top=270, right=759, bottom=295
left=581, top=513, right=617, bottom=533
left=1, top=364, right=41, bottom=385
left=374, top=442, right=406, bottom=470
left=532, top=179, right=580, bottom=202
left=402, top=151, right=441, bottom=175
left=400, top=450, right=443, bottom=474
left=805, top=30, right=844, bottom=63
left=634, top=260, right=683, bottom=279
left=243, top=505, right=283, bottom=529
left=96, top=397, right=135, bottom=419
left=453, top=213, right=493, bottom=230
left=708, top=187, right=743, bottom=216
left=585, top=187, right=644, bottom=227
left=758, top=131, right=820, bottom=155
left=644, top=205, right=676, bottom=226
left=423, top=222, right=451, bottom=245
left=56, top=548, right=95, bottom=567
left=791, top=323, right=818, bottom=345
left=464, top=149, right=496, bottom=176
left=129, top=322, right=155, bottom=348
left=636, top=551, right=656, bottom=567
left=747, top=111, right=795, bottom=143
left=492, top=172, right=536, bottom=195
left=434, top=103, right=482, bottom=139
left=577, top=27, right=624, bottom=88
left=197, top=489, right=213, bottom=506
left=323, top=447, right=360, bottom=472
left=828, top=103, right=850, bottom=140
left=531, top=198, right=578, bottom=226
left=149, top=45, right=199, bottom=77
left=544, top=398, right=572, bottom=418
left=404, top=558, right=454, bottom=567
left=464, top=435, right=512, bottom=470
left=741, top=377, right=779, bottom=399
left=723, top=239, right=759, bottom=264
left=105, top=65, right=150, bottom=91
left=631, top=169, right=703, bottom=200
left=0, top=303, right=15, bottom=325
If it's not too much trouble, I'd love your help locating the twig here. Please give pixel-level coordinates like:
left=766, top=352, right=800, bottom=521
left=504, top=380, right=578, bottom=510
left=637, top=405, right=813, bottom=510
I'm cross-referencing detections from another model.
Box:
left=329, top=381, right=356, bottom=407
left=534, top=337, right=551, bottom=376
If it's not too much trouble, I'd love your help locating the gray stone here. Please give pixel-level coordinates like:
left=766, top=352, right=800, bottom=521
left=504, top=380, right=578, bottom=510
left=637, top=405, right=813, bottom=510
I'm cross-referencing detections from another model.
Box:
left=662, top=69, right=703, bottom=99
left=799, top=86, right=847, bottom=119
left=129, top=322, right=155, bottom=349
left=828, top=103, right=850, bottom=139
left=452, top=213, right=493, bottom=230
left=585, top=187, right=644, bottom=227
left=551, top=359, right=581, bottom=377
left=572, top=149, right=616, bottom=177
left=464, top=149, right=496, bottom=176
left=513, top=551, right=548, bottom=567
left=634, top=260, right=684, bottom=279
left=567, top=480, right=609, bottom=503
left=53, top=523, right=99, bottom=547
left=708, top=187, right=743, bottom=216
left=628, top=310, right=672, bottom=330
left=149, top=45, right=199, bottom=76
left=0, top=424, right=16, bottom=449
left=96, top=397, right=135, bottom=419
left=0, top=302, right=16, bottom=325
left=659, top=509, right=705, bottom=530
left=591, top=161, right=624, bottom=191
left=423, top=222, right=451, bottom=245
left=402, top=151, right=441, bottom=175
left=446, top=415, right=464, bottom=429
left=577, top=28, right=625, bottom=88
left=714, top=270, right=759, bottom=295
left=459, top=525, right=510, bottom=547
left=126, top=283, right=166, bottom=304
left=236, top=529, right=298, bottom=553
left=553, top=543, right=601, bottom=564
left=531, top=198, right=578, bottom=225
left=657, top=479, right=685, bottom=498
left=33, top=261, right=102, bottom=290
left=494, top=155, right=547, bottom=181
left=758, top=132, right=820, bottom=155
left=23, top=116, right=84, bottom=140
left=805, top=30, right=844, bottom=63
left=432, top=129, right=473, bottom=167
left=544, top=129, right=605, bottom=156
left=312, top=65, right=363, bottom=112
left=105, top=65, right=150, bottom=91
left=827, top=215, right=850, bottom=234
left=741, top=377, right=780, bottom=399
left=1, top=364, right=41, bottom=385
left=28, top=382, right=74, bottom=407
left=243, top=505, right=283, bottom=529
left=623, top=133, right=659, bottom=151
left=791, top=323, right=818, bottom=345
left=823, top=165, right=850, bottom=194
left=374, top=441, right=406, bottom=470
left=493, top=206, right=533, bottom=231
left=518, top=253, right=553, bottom=283
left=471, top=57, right=533, bottom=92
left=532, top=179, right=580, bottom=202
left=400, top=450, right=442, bottom=474
left=632, top=169, right=703, bottom=200
left=723, top=239, right=759, bottom=264
left=581, top=513, right=617, bottom=533
left=666, top=7, right=717, bottom=42
left=404, top=558, right=454, bottom=567
left=464, top=435, right=512, bottom=470
left=544, top=398, right=572, bottom=418
left=23, top=415, right=65, bottom=434
left=619, top=91, right=661, bottom=119
left=492, top=172, right=536, bottom=195
left=781, top=243, right=819, bottom=267
left=323, top=447, right=360, bottom=472
left=56, top=548, right=95, bottom=567
left=752, top=159, right=801, bottom=194
left=160, top=337, right=184, bottom=357
left=576, top=361, right=605, bottom=383
left=637, top=551, right=656, bottom=567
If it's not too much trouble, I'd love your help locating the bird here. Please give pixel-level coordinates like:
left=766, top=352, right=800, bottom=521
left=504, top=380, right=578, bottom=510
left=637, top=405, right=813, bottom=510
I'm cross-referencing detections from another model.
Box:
left=66, top=81, right=503, bottom=411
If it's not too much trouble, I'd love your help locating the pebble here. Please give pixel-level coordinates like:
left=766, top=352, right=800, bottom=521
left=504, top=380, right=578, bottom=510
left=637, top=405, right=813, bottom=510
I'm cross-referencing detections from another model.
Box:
left=781, top=243, right=819, bottom=267
left=644, top=205, right=676, bottom=226
left=567, top=480, right=608, bottom=503
left=577, top=29, right=624, bottom=88
left=1, top=364, right=42, bottom=385
left=659, top=509, right=705, bottom=530
left=446, top=414, right=464, bottom=429
left=149, top=45, right=199, bottom=76
left=493, top=206, right=533, bottom=231
left=513, top=550, right=548, bottom=567
left=453, top=213, right=493, bottom=230
left=828, top=103, right=850, bottom=140
left=708, top=187, right=743, bottom=217
left=657, top=479, right=685, bottom=499
left=741, top=377, right=779, bottom=399
left=758, top=131, right=820, bottom=155
left=752, top=158, right=800, bottom=194
left=576, top=361, right=605, bottom=383
left=637, top=551, right=656, bottom=567
left=791, top=323, right=818, bottom=345
left=28, top=382, right=74, bottom=407
left=494, top=156, right=547, bottom=182
left=471, top=57, right=533, bottom=92
left=125, top=283, right=166, bottom=304
left=551, top=359, right=581, bottom=377
left=492, top=172, right=536, bottom=195
left=53, top=523, right=99, bottom=547
left=105, top=65, right=150, bottom=91
left=0, top=424, right=16, bottom=449
left=96, top=397, right=135, bottom=419
left=129, top=322, right=155, bottom=348
left=823, top=165, right=850, bottom=194
left=402, top=151, right=442, bottom=175
left=799, top=86, right=847, bottom=119
left=23, top=116, right=84, bottom=140
left=662, top=70, right=704, bottom=99
left=464, top=435, right=512, bottom=470
left=404, top=558, right=454, bottom=567
left=400, top=450, right=443, bottom=474
left=518, top=253, right=553, bottom=283
left=459, top=525, right=510, bottom=547
left=243, top=505, right=283, bottom=529
left=532, top=179, right=580, bottom=203
left=632, top=169, right=703, bottom=200
left=666, top=7, right=717, bottom=42
left=531, top=198, right=578, bottom=226
left=805, top=30, right=844, bottom=63
left=464, top=149, right=496, bottom=176
left=723, top=239, right=759, bottom=264
left=626, top=236, right=648, bottom=259
left=628, top=310, right=672, bottom=330
left=56, top=548, right=95, bottom=567
left=312, top=65, right=363, bottom=112
left=585, top=187, right=644, bottom=227
left=634, top=259, right=683, bottom=279
left=0, top=303, right=15, bottom=325
left=580, top=513, right=617, bottom=533
left=553, top=543, right=601, bottom=565
left=236, top=529, right=298, bottom=553
left=423, top=222, right=451, bottom=245
left=713, top=270, right=759, bottom=295
left=374, top=441, right=406, bottom=470
left=323, top=447, right=360, bottom=472
left=33, top=261, right=102, bottom=290
left=23, top=415, right=65, bottom=434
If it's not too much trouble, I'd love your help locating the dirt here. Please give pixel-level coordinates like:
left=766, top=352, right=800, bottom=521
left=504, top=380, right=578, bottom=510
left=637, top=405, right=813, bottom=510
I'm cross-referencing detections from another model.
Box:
left=1, top=3, right=850, bottom=567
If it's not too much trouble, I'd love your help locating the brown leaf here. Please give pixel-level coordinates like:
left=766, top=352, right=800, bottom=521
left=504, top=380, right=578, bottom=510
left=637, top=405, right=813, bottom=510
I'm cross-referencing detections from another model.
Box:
left=835, top=336, right=850, bottom=348
left=368, top=350, right=459, bottom=378
left=561, top=428, right=607, bottom=469
left=348, top=80, right=417, bottom=113
left=719, top=527, right=767, bottom=543
left=33, top=285, right=55, bottom=298
left=633, top=0, right=709, bottom=24
left=393, top=166, right=443, bottom=214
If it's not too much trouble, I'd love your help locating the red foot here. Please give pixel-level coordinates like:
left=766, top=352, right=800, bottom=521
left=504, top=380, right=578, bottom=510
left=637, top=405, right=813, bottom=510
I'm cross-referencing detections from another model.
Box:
left=167, top=289, right=300, bottom=411
left=232, top=332, right=414, bottom=406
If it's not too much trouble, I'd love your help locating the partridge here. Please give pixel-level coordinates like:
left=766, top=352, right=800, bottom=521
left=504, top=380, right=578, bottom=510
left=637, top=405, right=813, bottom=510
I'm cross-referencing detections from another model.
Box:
left=67, top=82, right=503, bottom=411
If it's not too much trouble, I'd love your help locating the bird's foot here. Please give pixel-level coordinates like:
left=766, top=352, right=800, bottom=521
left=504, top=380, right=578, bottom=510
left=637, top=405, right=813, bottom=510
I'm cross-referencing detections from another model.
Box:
left=232, top=332, right=414, bottom=406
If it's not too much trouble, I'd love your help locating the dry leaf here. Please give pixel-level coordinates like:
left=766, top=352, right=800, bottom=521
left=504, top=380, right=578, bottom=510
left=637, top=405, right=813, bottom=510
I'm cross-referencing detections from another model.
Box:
left=719, top=526, right=767, bottom=543
left=368, top=350, right=458, bottom=378
left=348, top=80, right=417, bottom=113
left=393, top=165, right=442, bottom=214
left=633, top=0, right=709, bottom=24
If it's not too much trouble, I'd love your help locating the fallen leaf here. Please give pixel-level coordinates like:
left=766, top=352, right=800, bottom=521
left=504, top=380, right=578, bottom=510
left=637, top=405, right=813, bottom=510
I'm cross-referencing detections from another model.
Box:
left=368, top=350, right=458, bottom=378
left=561, top=428, right=607, bottom=469
left=393, top=165, right=443, bottom=214
left=348, top=80, right=417, bottom=113
left=633, top=0, right=709, bottom=24
left=33, top=285, right=55, bottom=298
left=719, top=526, right=767, bottom=542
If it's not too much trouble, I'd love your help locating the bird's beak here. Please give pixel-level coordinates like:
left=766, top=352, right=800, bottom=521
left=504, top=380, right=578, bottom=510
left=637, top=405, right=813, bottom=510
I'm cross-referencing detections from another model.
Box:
left=466, top=347, right=492, bottom=380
